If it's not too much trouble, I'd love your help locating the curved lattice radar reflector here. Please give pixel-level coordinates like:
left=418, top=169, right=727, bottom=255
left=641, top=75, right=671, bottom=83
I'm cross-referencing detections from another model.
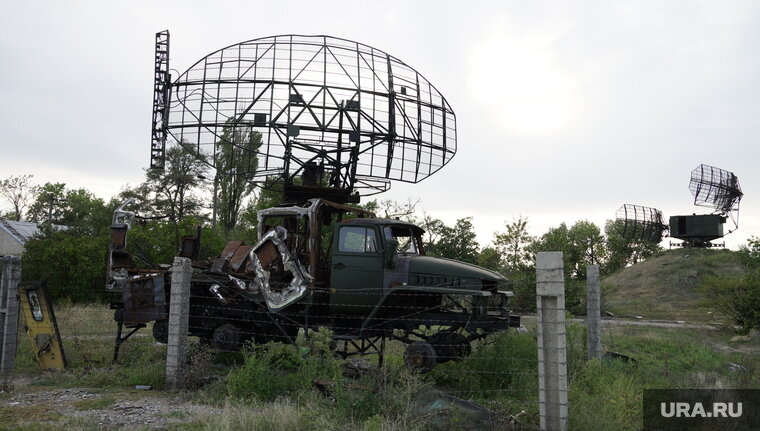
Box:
left=689, top=164, right=743, bottom=214
left=615, top=204, right=668, bottom=243
left=165, top=34, right=457, bottom=196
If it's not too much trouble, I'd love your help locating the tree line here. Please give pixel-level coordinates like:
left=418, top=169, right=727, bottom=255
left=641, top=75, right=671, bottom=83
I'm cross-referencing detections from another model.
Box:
left=1, top=140, right=659, bottom=306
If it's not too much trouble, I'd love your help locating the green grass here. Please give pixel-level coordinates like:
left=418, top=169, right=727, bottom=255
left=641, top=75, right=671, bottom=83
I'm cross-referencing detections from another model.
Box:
left=73, top=396, right=116, bottom=410
left=8, top=297, right=760, bottom=430
left=603, top=248, right=746, bottom=321
left=568, top=325, right=760, bottom=431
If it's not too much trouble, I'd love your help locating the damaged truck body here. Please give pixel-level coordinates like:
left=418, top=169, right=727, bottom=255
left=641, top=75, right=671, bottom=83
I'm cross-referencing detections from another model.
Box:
left=107, top=198, right=520, bottom=372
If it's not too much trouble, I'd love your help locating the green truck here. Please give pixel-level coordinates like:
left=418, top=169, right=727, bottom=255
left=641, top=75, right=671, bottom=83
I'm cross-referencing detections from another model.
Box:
left=108, top=198, right=520, bottom=372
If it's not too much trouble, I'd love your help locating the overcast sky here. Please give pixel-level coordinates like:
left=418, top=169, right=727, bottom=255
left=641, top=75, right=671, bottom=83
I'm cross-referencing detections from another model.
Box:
left=1, top=1, right=758, bottom=249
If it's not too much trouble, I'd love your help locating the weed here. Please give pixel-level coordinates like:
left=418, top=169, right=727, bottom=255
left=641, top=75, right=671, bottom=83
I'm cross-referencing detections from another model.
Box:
left=569, top=359, right=642, bottom=431
left=73, top=396, right=115, bottom=410
left=182, top=341, right=218, bottom=390
left=226, top=342, right=343, bottom=402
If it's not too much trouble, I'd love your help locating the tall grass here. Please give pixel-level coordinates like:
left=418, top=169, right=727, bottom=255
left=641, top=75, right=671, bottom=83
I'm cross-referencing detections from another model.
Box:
left=569, top=326, right=760, bottom=431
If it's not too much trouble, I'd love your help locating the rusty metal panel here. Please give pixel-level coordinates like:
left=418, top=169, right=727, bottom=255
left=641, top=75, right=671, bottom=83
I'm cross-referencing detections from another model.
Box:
left=110, top=225, right=128, bottom=249
left=110, top=251, right=134, bottom=269
left=179, top=234, right=200, bottom=260
left=220, top=241, right=243, bottom=259
left=122, top=274, right=167, bottom=324
left=254, top=241, right=280, bottom=269
left=229, top=245, right=252, bottom=272
left=211, top=257, right=229, bottom=273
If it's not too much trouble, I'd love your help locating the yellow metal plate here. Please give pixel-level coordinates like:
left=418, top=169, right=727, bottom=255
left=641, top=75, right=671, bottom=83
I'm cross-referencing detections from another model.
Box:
left=18, top=282, right=67, bottom=370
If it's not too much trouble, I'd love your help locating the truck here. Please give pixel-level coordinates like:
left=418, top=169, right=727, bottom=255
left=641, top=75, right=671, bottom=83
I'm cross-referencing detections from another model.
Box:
left=108, top=197, right=520, bottom=372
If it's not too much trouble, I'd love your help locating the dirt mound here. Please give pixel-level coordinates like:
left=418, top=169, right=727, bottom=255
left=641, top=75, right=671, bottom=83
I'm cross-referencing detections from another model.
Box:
left=602, top=248, right=746, bottom=322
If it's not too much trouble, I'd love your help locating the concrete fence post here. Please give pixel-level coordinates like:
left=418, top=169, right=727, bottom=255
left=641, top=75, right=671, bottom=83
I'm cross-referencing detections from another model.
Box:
left=166, top=257, right=191, bottom=390
left=536, top=252, right=568, bottom=431
left=586, top=264, right=602, bottom=360
left=1, top=256, right=21, bottom=376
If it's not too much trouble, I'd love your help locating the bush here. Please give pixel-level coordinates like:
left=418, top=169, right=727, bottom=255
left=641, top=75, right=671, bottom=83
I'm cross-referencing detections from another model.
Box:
left=700, top=273, right=760, bottom=331
left=508, top=271, right=536, bottom=312
left=431, top=331, right=537, bottom=401
left=224, top=340, right=435, bottom=427
left=21, top=230, right=109, bottom=301
left=569, top=359, right=641, bottom=431
left=226, top=342, right=342, bottom=402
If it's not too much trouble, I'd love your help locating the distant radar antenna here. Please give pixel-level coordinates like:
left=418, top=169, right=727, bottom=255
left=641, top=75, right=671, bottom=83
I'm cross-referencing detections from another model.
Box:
left=615, top=204, right=668, bottom=243
left=688, top=164, right=743, bottom=231
left=616, top=164, right=743, bottom=248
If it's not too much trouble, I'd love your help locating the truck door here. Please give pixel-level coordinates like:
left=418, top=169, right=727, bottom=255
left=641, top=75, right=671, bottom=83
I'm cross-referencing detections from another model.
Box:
left=330, top=225, right=383, bottom=314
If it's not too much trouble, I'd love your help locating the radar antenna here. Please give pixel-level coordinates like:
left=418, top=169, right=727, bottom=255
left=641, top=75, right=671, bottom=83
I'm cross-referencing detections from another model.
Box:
left=688, top=164, right=743, bottom=230
left=616, top=164, right=743, bottom=249
left=615, top=204, right=668, bottom=243
left=150, top=33, right=457, bottom=203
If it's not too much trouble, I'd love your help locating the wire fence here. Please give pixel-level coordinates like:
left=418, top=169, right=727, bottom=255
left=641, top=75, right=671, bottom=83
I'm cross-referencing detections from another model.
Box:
left=2, top=259, right=605, bottom=430
left=15, top=256, right=713, bottom=430
left=6, top=260, right=746, bottom=431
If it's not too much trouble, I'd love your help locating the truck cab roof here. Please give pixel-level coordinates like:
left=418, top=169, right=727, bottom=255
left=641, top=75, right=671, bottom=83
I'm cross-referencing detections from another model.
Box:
left=338, top=217, right=424, bottom=235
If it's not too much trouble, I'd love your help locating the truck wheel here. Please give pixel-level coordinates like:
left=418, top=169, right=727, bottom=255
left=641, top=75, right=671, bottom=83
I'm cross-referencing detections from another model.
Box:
left=152, top=319, right=168, bottom=344
left=404, top=342, right=437, bottom=373
left=211, top=324, right=244, bottom=352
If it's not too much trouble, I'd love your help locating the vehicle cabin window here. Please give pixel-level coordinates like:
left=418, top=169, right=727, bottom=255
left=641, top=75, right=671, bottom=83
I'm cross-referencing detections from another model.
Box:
left=383, top=225, right=419, bottom=254
left=339, top=226, right=378, bottom=253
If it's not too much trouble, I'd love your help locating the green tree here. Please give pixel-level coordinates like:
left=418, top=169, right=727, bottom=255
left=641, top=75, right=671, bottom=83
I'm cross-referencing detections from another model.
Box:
left=494, top=216, right=534, bottom=272
left=529, top=222, right=573, bottom=274
left=430, top=217, right=480, bottom=264
left=368, top=198, right=420, bottom=220
left=529, top=221, right=607, bottom=280
left=567, top=220, right=606, bottom=280
left=528, top=222, right=583, bottom=313
left=604, top=219, right=661, bottom=274
left=145, top=145, right=208, bottom=223
left=27, top=183, right=111, bottom=234
left=27, top=182, right=66, bottom=224
left=477, top=246, right=502, bottom=272
left=22, top=230, right=109, bottom=301
left=0, top=174, right=38, bottom=221
left=216, top=121, right=262, bottom=232
left=125, top=216, right=226, bottom=267
left=417, top=214, right=446, bottom=252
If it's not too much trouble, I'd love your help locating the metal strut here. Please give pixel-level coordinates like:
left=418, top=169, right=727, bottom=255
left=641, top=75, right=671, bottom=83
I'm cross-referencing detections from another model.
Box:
left=112, top=319, right=146, bottom=363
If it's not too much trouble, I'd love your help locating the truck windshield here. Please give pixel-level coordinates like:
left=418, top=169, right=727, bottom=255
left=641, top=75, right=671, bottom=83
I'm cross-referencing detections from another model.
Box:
left=383, top=225, right=420, bottom=254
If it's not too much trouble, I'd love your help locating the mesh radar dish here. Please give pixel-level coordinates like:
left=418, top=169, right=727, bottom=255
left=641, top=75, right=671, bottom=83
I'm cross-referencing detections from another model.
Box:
left=688, top=164, right=743, bottom=229
left=615, top=204, right=668, bottom=243
left=150, top=31, right=457, bottom=203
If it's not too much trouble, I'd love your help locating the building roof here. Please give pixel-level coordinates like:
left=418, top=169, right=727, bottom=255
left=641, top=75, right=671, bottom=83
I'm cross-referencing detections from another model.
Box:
left=0, top=219, right=67, bottom=245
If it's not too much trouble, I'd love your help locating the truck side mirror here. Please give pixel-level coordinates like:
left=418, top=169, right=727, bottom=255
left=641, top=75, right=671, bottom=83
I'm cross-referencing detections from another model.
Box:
left=384, top=238, right=399, bottom=269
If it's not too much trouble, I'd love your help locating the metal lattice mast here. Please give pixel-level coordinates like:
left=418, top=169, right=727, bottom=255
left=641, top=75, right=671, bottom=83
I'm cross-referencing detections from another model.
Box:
left=150, top=30, right=171, bottom=170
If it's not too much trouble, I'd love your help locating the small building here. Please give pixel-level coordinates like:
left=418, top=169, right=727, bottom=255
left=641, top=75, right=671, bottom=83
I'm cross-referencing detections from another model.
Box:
left=0, top=219, right=48, bottom=256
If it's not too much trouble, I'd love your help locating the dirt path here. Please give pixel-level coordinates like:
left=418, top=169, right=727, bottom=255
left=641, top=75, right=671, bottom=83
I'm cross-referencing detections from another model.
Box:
left=1, top=382, right=222, bottom=429
left=520, top=314, right=760, bottom=355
